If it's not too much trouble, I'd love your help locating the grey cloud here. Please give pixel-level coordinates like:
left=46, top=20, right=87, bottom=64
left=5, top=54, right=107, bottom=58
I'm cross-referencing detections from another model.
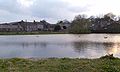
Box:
left=68, top=6, right=89, bottom=13
left=0, top=0, right=21, bottom=14
left=30, top=0, right=89, bottom=20
left=0, top=0, right=89, bottom=23
left=30, top=0, right=70, bottom=18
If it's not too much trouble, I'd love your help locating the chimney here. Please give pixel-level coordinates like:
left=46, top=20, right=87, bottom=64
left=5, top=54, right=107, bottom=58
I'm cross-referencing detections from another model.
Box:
left=34, top=20, right=36, bottom=23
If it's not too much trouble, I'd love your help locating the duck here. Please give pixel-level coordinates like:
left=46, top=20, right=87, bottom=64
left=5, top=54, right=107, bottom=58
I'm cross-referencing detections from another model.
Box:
left=104, top=36, right=108, bottom=39
left=36, top=36, right=39, bottom=37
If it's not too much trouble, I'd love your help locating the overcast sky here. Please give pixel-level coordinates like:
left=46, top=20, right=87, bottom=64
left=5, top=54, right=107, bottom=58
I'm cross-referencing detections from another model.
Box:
left=0, top=0, right=120, bottom=23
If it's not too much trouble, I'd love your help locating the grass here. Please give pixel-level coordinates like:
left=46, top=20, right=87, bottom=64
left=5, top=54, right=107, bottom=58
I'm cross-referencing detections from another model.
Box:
left=0, top=56, right=120, bottom=72
left=0, top=31, right=67, bottom=35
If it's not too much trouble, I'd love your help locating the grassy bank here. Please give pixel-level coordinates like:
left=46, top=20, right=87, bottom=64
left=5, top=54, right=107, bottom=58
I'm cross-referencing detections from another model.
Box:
left=0, top=56, right=120, bottom=72
left=1, top=31, right=120, bottom=35
left=0, top=31, right=67, bottom=35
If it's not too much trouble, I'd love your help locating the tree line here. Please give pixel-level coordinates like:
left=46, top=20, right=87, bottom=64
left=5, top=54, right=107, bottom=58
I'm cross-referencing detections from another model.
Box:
left=68, top=13, right=120, bottom=33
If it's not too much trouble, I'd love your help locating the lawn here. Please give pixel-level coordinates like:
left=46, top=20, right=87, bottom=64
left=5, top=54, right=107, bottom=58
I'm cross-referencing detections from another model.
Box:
left=0, top=56, right=120, bottom=72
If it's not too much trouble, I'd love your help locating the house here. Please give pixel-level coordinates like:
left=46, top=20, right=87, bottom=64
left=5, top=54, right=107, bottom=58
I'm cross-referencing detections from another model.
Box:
left=0, top=22, right=22, bottom=32
left=0, top=20, right=45, bottom=32
left=39, top=20, right=51, bottom=31
left=57, top=20, right=71, bottom=30
left=0, top=20, right=62, bottom=32
left=49, top=24, right=57, bottom=31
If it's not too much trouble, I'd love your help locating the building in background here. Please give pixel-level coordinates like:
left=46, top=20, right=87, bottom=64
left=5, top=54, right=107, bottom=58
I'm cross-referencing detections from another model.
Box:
left=0, top=20, right=71, bottom=32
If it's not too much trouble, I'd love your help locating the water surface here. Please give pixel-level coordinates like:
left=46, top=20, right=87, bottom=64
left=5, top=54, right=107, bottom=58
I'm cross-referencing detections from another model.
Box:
left=0, top=34, right=120, bottom=58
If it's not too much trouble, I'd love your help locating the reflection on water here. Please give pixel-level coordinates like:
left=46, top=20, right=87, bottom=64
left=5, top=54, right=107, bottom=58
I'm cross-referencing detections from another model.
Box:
left=72, top=42, right=120, bottom=58
left=0, top=34, right=120, bottom=58
left=104, top=43, right=120, bottom=55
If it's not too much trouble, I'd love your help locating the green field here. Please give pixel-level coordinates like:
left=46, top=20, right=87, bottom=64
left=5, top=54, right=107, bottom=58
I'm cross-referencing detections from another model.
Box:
left=0, top=31, right=67, bottom=35
left=0, top=56, right=120, bottom=72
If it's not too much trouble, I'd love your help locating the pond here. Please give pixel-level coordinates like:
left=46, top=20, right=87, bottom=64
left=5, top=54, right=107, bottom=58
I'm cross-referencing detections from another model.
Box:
left=0, top=34, right=120, bottom=58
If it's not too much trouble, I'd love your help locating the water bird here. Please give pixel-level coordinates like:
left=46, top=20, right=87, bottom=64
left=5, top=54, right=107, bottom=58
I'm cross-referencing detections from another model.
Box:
left=104, top=36, right=108, bottom=39
left=36, top=36, right=39, bottom=37
left=109, top=54, right=113, bottom=57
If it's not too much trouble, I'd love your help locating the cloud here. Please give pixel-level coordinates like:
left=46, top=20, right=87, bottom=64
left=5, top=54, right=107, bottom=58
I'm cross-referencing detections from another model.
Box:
left=30, top=0, right=89, bottom=22
left=0, top=0, right=21, bottom=14
left=17, top=0, right=35, bottom=7
left=0, top=0, right=90, bottom=23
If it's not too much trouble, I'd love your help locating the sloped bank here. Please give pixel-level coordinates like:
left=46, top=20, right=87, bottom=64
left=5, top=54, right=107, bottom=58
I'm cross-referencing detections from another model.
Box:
left=0, top=55, right=119, bottom=72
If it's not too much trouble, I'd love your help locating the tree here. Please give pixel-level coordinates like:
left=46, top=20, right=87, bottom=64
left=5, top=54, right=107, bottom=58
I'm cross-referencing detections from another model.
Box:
left=69, top=14, right=91, bottom=33
left=63, top=26, right=67, bottom=29
left=104, top=13, right=115, bottom=21
left=54, top=25, right=61, bottom=31
left=57, top=20, right=70, bottom=25
left=57, top=21, right=63, bottom=24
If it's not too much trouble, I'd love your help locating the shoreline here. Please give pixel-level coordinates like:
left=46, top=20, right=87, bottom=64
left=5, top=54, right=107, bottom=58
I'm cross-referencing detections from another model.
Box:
left=0, top=32, right=67, bottom=35
left=0, top=32, right=120, bottom=35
